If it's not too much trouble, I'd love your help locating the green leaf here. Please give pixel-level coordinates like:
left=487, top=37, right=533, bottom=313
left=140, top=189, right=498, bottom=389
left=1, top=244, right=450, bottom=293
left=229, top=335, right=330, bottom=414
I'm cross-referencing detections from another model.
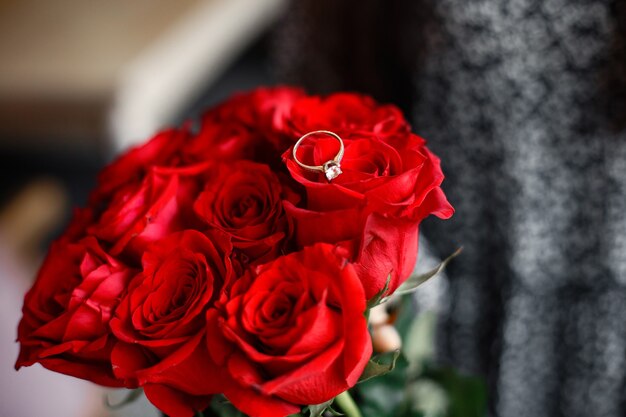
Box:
left=356, top=355, right=410, bottom=417
left=420, top=366, right=487, bottom=417
left=367, top=274, right=392, bottom=309
left=307, top=399, right=335, bottom=417
left=358, top=350, right=401, bottom=383
left=357, top=373, right=408, bottom=417
left=391, top=248, right=462, bottom=298
left=404, top=311, right=437, bottom=377
left=104, top=388, right=143, bottom=410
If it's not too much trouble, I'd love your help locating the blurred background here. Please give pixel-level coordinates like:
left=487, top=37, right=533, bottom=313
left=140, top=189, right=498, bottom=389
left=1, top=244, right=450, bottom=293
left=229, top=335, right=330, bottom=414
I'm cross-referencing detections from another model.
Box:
left=1, top=1, right=625, bottom=417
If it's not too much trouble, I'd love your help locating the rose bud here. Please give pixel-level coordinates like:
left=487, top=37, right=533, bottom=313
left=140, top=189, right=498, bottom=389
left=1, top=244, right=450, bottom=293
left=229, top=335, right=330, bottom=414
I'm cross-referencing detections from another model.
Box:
left=368, top=304, right=390, bottom=327
left=372, top=324, right=402, bottom=353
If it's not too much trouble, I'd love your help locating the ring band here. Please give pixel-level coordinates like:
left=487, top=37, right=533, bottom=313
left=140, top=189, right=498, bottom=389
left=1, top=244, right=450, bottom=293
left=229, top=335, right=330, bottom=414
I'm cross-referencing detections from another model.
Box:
left=292, top=130, right=344, bottom=181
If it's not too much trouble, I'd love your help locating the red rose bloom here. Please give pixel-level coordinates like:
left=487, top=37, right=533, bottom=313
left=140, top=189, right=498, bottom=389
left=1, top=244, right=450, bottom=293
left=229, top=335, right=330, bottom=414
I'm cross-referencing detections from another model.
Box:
left=284, top=132, right=454, bottom=299
left=274, top=92, right=410, bottom=147
left=193, top=160, right=298, bottom=265
left=201, top=243, right=372, bottom=417
left=184, top=87, right=304, bottom=166
left=89, top=164, right=209, bottom=262
left=204, top=86, right=304, bottom=131
left=184, top=121, right=261, bottom=165
left=110, top=230, right=233, bottom=417
left=59, top=207, right=97, bottom=242
left=15, top=237, right=136, bottom=386
left=92, top=127, right=190, bottom=204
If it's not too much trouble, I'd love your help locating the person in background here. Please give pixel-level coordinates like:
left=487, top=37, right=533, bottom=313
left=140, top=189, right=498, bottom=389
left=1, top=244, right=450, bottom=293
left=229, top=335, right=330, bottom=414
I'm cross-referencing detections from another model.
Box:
left=273, top=1, right=626, bottom=417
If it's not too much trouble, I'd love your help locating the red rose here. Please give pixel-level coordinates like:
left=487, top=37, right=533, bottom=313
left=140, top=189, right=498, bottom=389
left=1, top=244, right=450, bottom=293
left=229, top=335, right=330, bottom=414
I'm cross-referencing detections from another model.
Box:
left=284, top=132, right=454, bottom=299
left=110, top=230, right=233, bottom=417
left=15, top=237, right=136, bottom=386
left=204, top=86, right=304, bottom=130
left=183, top=120, right=261, bottom=164
left=184, top=87, right=304, bottom=166
left=59, top=207, right=97, bottom=242
left=193, top=160, right=298, bottom=265
left=88, top=163, right=209, bottom=262
left=92, top=127, right=190, bottom=204
left=200, top=243, right=372, bottom=417
left=247, top=86, right=305, bottom=140
left=275, top=92, right=410, bottom=145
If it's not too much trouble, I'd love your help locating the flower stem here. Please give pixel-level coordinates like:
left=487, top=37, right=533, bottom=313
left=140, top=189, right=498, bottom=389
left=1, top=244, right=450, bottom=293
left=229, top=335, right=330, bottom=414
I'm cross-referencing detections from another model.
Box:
left=335, top=391, right=362, bottom=417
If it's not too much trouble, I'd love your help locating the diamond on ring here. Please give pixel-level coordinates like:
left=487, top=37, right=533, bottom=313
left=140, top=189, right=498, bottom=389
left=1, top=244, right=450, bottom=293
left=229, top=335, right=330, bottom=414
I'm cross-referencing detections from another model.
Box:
left=323, top=161, right=342, bottom=181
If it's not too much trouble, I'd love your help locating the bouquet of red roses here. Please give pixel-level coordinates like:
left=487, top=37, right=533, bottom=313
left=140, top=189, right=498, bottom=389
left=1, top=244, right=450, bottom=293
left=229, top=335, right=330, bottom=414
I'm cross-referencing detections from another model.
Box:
left=15, top=87, right=454, bottom=417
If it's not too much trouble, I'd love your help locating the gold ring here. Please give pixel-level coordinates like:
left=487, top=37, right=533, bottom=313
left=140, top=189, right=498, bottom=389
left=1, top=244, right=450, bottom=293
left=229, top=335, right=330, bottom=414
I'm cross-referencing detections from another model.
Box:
left=292, top=130, right=344, bottom=181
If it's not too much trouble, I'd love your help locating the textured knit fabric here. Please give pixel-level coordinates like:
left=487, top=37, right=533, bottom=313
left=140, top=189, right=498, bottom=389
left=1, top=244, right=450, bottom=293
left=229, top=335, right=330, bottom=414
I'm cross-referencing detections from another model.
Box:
left=273, top=2, right=626, bottom=416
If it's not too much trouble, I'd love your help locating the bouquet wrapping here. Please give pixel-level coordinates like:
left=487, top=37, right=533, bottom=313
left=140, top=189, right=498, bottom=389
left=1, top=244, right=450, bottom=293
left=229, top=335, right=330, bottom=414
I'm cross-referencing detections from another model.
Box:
left=15, top=87, right=454, bottom=417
